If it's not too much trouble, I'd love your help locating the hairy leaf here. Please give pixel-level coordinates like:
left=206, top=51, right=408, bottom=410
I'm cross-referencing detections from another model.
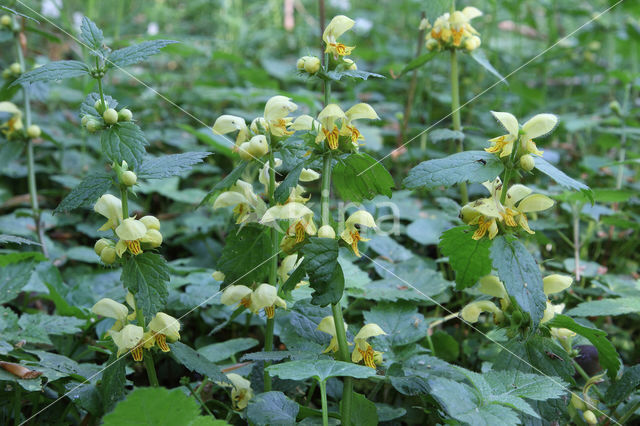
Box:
left=136, top=152, right=211, bottom=179
left=605, top=364, right=640, bottom=405
left=13, top=61, right=90, bottom=86
left=470, top=49, right=507, bottom=83
left=200, top=161, right=248, bottom=206
left=565, top=297, right=640, bottom=317
left=108, top=40, right=178, bottom=68
left=122, top=252, right=170, bottom=322
left=400, top=51, right=438, bottom=75
left=333, top=153, right=394, bottom=202
left=79, top=16, right=104, bottom=52
left=217, top=224, right=272, bottom=286
left=274, top=162, right=304, bottom=204
left=99, top=352, right=126, bottom=413
left=169, top=341, right=229, bottom=385
left=101, top=122, right=148, bottom=168
left=535, top=157, right=593, bottom=202
left=53, top=172, right=112, bottom=214
left=0, top=260, right=35, bottom=303
left=300, top=238, right=344, bottom=306
left=439, top=225, right=492, bottom=290
left=246, top=391, right=299, bottom=426
left=266, top=360, right=377, bottom=382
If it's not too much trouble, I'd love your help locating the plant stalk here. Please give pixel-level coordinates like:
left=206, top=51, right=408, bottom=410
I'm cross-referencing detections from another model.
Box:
left=134, top=305, right=159, bottom=387
left=319, top=380, right=329, bottom=426
left=450, top=48, right=468, bottom=205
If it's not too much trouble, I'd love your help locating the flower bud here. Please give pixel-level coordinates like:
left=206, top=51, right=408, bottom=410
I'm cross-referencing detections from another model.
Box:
left=238, top=141, right=252, bottom=161
left=299, top=168, right=320, bottom=182
left=141, top=229, right=163, bottom=248
left=464, top=35, right=481, bottom=51
left=343, top=58, right=357, bottom=70
left=426, top=38, right=439, bottom=50
left=250, top=117, right=268, bottom=134
left=570, top=392, right=586, bottom=410
left=26, top=125, right=41, bottom=139
left=118, top=108, right=133, bottom=122
left=121, top=170, right=137, bottom=186
left=9, top=63, right=21, bottom=75
left=2, top=69, right=10, bottom=79
left=317, top=225, right=336, bottom=239
left=94, top=99, right=108, bottom=114
left=0, top=15, right=11, bottom=27
left=305, top=56, right=321, bottom=74
left=100, top=246, right=117, bottom=264
left=543, top=274, right=573, bottom=296
left=583, top=410, right=597, bottom=425
left=81, top=115, right=93, bottom=127
left=86, top=119, right=102, bottom=133
left=94, top=238, right=112, bottom=255
left=140, top=215, right=160, bottom=231
left=609, top=101, right=622, bottom=116
left=248, top=135, right=269, bottom=157
left=519, top=154, right=535, bottom=172
left=103, top=108, right=118, bottom=125
left=212, top=271, right=225, bottom=281
left=296, top=57, right=305, bottom=71
left=461, top=300, right=503, bottom=323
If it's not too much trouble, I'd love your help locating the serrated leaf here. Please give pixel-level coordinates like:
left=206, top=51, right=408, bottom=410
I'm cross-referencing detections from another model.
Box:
left=53, top=172, right=112, bottom=214
left=400, top=51, right=438, bottom=75
left=403, top=151, right=504, bottom=189
left=491, top=236, right=546, bottom=326
left=12, top=60, right=90, bottom=86
left=429, top=128, right=465, bottom=143
left=333, top=153, right=394, bottom=202
left=108, top=40, right=178, bottom=68
left=534, top=157, right=593, bottom=202
left=79, top=16, right=104, bottom=52
left=216, top=224, right=272, bottom=286
left=136, top=152, right=211, bottom=179
left=199, top=162, right=248, bottom=206
left=300, top=238, right=344, bottom=306
left=101, top=122, right=148, bottom=169
left=604, top=364, right=640, bottom=404
left=469, top=49, right=507, bottom=83
left=547, top=315, right=620, bottom=379
left=0, top=235, right=40, bottom=246
left=0, top=260, right=35, bottom=303
left=122, top=252, right=169, bottom=322
left=99, top=352, right=126, bottom=413
left=246, top=391, right=299, bottom=426
left=266, top=360, right=377, bottom=382
left=566, top=297, right=640, bottom=317
left=439, top=225, right=492, bottom=290
left=274, top=162, right=304, bottom=204
left=169, top=341, right=230, bottom=385
left=326, top=69, right=385, bottom=81
left=363, top=302, right=427, bottom=347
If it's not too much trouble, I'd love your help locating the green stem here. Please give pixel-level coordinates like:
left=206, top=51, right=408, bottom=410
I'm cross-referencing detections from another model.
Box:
left=120, top=185, right=129, bottom=217
left=331, top=303, right=352, bottom=426
left=499, top=148, right=519, bottom=205
left=450, top=48, right=468, bottom=205
left=618, top=400, right=640, bottom=424
left=96, top=57, right=105, bottom=106
left=135, top=305, right=159, bottom=387
left=13, top=384, right=21, bottom=426
left=15, top=22, right=48, bottom=257
left=186, top=382, right=216, bottom=417
left=319, top=380, right=329, bottom=426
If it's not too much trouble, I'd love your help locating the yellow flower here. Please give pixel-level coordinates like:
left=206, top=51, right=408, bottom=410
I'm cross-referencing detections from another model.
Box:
left=291, top=114, right=321, bottom=132
left=250, top=284, right=286, bottom=318
left=94, top=194, right=123, bottom=231
left=541, top=301, right=565, bottom=324
left=277, top=254, right=304, bottom=285
left=477, top=275, right=507, bottom=299
left=351, top=324, right=386, bottom=368
left=460, top=300, right=503, bottom=323
left=261, top=202, right=317, bottom=243
left=220, top=285, right=253, bottom=309
left=299, top=168, right=321, bottom=182
left=213, top=180, right=267, bottom=224
left=317, top=225, right=336, bottom=239
left=316, top=104, right=347, bottom=149
left=0, top=101, right=23, bottom=139
left=323, top=15, right=355, bottom=57
left=91, top=298, right=129, bottom=332
left=503, top=184, right=555, bottom=234
left=426, top=8, right=482, bottom=50
left=213, top=114, right=249, bottom=149
left=485, top=111, right=558, bottom=158
left=264, top=95, right=297, bottom=137
left=543, top=274, right=573, bottom=296
left=341, top=210, right=376, bottom=257
left=109, top=324, right=144, bottom=360
left=147, top=312, right=181, bottom=352
left=340, top=103, right=379, bottom=147
left=115, top=218, right=148, bottom=257
left=222, top=373, right=253, bottom=410
left=317, top=316, right=349, bottom=353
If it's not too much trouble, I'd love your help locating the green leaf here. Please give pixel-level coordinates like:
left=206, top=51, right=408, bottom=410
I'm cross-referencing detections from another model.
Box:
left=280, top=262, right=307, bottom=296
left=80, top=92, right=119, bottom=117
left=99, top=352, right=127, bottom=413
left=325, top=69, right=385, bottom=81
left=345, top=392, right=378, bottom=426
left=363, top=302, right=427, bottom=347
left=547, top=315, right=620, bottom=379
left=0, top=139, right=24, bottom=169
left=300, top=238, right=344, bottom=306
left=469, top=49, right=507, bottom=83
left=102, top=386, right=223, bottom=426
left=605, top=364, right=640, bottom=405
left=429, top=128, right=465, bottom=143
left=491, top=236, right=546, bottom=326
left=199, top=162, right=248, bottom=206
left=400, top=51, right=438, bottom=76
left=4, top=313, right=86, bottom=345
left=274, top=162, right=304, bottom=204
left=169, top=341, right=230, bottom=385
left=534, top=157, right=593, bottom=202
left=0, top=260, right=35, bottom=303
left=439, top=225, right=492, bottom=290
left=332, top=153, right=394, bottom=202
left=101, top=122, right=148, bottom=169
left=565, top=297, right=640, bottom=317
left=266, top=360, right=377, bottom=382
left=403, top=151, right=504, bottom=189
left=216, top=224, right=272, bottom=286
left=108, top=40, right=178, bottom=68
left=53, top=172, right=112, bottom=214
left=12, top=60, right=90, bottom=86
left=0, top=235, right=40, bottom=246
left=432, top=331, right=460, bottom=362
left=136, top=152, right=211, bottom=179
left=122, top=252, right=170, bottom=322
left=79, top=16, right=104, bottom=53
left=481, top=370, right=567, bottom=401
left=197, top=338, right=259, bottom=363
left=246, top=391, right=299, bottom=426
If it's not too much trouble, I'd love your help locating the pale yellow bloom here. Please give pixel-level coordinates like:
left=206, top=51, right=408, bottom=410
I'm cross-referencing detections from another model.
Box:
left=460, top=300, right=503, bottom=323
left=0, top=101, right=23, bottom=138
left=221, top=285, right=253, bottom=309
left=341, top=210, right=376, bottom=257
left=115, top=218, right=148, bottom=257
left=250, top=284, right=286, bottom=318
left=351, top=324, right=386, bottom=368
left=213, top=114, right=249, bottom=148
left=264, top=95, right=297, bottom=137
left=316, top=104, right=347, bottom=149
left=485, top=111, right=558, bottom=158
left=340, top=103, right=379, bottom=147
left=94, top=194, right=123, bottom=231
left=317, top=316, right=349, bottom=353
left=323, top=15, right=355, bottom=57
left=261, top=202, right=317, bottom=243
left=147, top=312, right=181, bottom=352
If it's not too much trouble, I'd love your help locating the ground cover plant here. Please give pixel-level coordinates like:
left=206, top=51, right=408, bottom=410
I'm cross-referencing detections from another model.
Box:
left=1, top=0, right=639, bottom=425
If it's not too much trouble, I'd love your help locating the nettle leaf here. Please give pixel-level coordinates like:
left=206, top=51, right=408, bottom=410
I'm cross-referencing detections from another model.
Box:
left=198, top=337, right=259, bottom=363
left=565, top=297, right=640, bottom=317
left=439, top=226, right=492, bottom=290
left=108, top=40, right=178, bottom=68
left=491, top=236, right=546, bottom=327
left=469, top=49, right=507, bottom=83
left=101, top=122, right=148, bottom=169
left=217, top=224, right=272, bottom=286
left=169, top=341, right=229, bottom=385
left=122, top=252, right=170, bottom=321
left=200, top=161, right=248, bottom=206
left=12, top=60, right=90, bottom=86
left=300, top=238, right=344, bottom=306
left=99, top=352, right=126, bottom=413
left=363, top=302, right=427, bottom=347
left=53, top=172, right=112, bottom=214
left=429, top=128, right=465, bottom=143
left=400, top=51, right=438, bottom=76
left=403, top=151, right=503, bottom=190
left=12, top=313, right=85, bottom=345
left=103, top=387, right=223, bottom=426
left=274, top=162, right=304, bottom=204
left=136, top=152, right=211, bottom=179
left=344, top=392, right=378, bottom=426
left=326, top=69, right=385, bottom=81
left=605, top=364, right=640, bottom=405
left=266, top=360, right=377, bottom=382
left=79, top=16, right=104, bottom=53
left=333, top=153, right=394, bottom=202
left=534, top=157, right=593, bottom=202
left=246, top=391, right=299, bottom=426
left=548, top=315, right=620, bottom=379
left=0, top=235, right=40, bottom=246
left=0, top=259, right=35, bottom=303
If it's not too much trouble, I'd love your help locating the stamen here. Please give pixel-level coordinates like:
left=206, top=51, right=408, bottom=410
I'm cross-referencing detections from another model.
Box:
left=126, top=240, right=142, bottom=255
left=324, top=127, right=340, bottom=150
left=155, top=334, right=170, bottom=352
left=359, top=346, right=376, bottom=369
left=264, top=306, right=275, bottom=319
left=452, top=29, right=463, bottom=46
left=295, top=221, right=306, bottom=243
left=240, top=296, right=252, bottom=309
left=131, top=346, right=144, bottom=362
left=473, top=217, right=490, bottom=240
left=502, top=209, right=517, bottom=227
left=351, top=231, right=362, bottom=257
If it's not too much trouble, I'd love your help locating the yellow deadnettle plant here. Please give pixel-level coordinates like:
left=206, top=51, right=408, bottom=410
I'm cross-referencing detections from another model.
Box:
left=485, top=111, right=558, bottom=159
left=351, top=323, right=386, bottom=369
left=323, top=15, right=355, bottom=57
left=340, top=210, right=377, bottom=257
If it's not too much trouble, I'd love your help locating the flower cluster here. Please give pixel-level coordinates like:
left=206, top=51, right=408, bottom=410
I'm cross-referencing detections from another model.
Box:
left=422, top=7, right=482, bottom=52
left=81, top=99, right=132, bottom=133
left=93, top=194, right=163, bottom=264
left=221, top=283, right=287, bottom=319
left=317, top=316, right=387, bottom=369
left=91, top=295, right=180, bottom=361
left=0, top=101, right=41, bottom=141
